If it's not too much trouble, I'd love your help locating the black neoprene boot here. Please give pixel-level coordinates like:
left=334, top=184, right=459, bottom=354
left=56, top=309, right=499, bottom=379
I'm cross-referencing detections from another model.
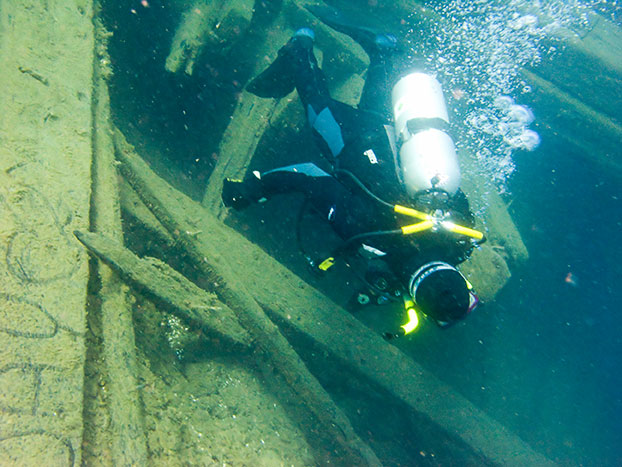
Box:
left=247, top=28, right=315, bottom=98
left=221, top=172, right=264, bottom=209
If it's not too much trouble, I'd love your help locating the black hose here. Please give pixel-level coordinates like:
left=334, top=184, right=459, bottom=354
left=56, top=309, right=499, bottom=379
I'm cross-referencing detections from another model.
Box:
left=333, top=229, right=401, bottom=255
left=294, top=169, right=405, bottom=268
left=296, top=168, right=482, bottom=272
left=334, top=168, right=394, bottom=209
left=295, top=197, right=315, bottom=266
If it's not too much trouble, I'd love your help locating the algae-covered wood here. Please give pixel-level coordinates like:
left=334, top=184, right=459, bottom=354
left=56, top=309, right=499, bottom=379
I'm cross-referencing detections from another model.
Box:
left=85, top=18, right=148, bottom=465
left=114, top=129, right=382, bottom=466
left=0, top=1, right=95, bottom=464
left=74, top=230, right=251, bottom=350
left=114, top=124, right=554, bottom=465
left=6, top=0, right=616, bottom=463
left=165, top=0, right=271, bottom=75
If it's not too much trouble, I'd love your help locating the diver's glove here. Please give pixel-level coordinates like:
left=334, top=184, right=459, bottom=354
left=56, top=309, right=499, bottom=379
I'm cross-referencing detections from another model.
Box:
left=383, top=329, right=406, bottom=341
left=222, top=179, right=249, bottom=209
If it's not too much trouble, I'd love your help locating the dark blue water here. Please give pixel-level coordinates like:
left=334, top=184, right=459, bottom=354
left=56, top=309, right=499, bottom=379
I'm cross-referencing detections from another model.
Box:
left=398, top=1, right=622, bottom=462
left=410, top=131, right=622, bottom=464
left=506, top=132, right=622, bottom=462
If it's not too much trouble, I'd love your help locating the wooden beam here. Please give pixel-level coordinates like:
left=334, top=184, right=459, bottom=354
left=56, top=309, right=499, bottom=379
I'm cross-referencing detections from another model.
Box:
left=0, top=1, right=95, bottom=464
left=165, top=0, right=255, bottom=75
left=86, top=16, right=148, bottom=464
left=74, top=230, right=251, bottom=351
left=113, top=128, right=382, bottom=466
left=113, top=128, right=554, bottom=466
left=202, top=92, right=280, bottom=217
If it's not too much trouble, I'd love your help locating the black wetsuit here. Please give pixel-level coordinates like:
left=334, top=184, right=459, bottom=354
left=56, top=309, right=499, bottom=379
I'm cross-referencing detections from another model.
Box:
left=252, top=37, right=475, bottom=290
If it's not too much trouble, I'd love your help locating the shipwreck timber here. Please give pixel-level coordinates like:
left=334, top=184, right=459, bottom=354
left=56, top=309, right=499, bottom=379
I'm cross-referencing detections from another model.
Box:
left=2, top=0, right=619, bottom=464
left=0, top=1, right=94, bottom=464
left=111, top=130, right=554, bottom=466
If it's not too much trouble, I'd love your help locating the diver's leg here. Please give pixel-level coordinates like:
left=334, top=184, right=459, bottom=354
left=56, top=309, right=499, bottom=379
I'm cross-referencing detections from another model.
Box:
left=358, top=50, right=398, bottom=118
left=260, top=163, right=331, bottom=195
left=261, top=164, right=359, bottom=228
left=305, top=4, right=400, bottom=117
left=222, top=163, right=339, bottom=215
left=278, top=31, right=352, bottom=162
left=248, top=29, right=358, bottom=163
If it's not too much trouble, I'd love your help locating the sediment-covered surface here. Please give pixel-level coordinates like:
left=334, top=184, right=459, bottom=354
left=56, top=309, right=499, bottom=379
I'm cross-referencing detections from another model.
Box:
left=0, top=1, right=94, bottom=464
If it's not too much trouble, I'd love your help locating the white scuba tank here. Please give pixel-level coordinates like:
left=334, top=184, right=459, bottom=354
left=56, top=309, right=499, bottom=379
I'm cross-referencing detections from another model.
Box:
left=391, top=72, right=461, bottom=196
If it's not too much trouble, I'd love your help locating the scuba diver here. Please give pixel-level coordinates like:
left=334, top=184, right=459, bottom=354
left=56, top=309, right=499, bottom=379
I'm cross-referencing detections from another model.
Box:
left=221, top=6, right=485, bottom=336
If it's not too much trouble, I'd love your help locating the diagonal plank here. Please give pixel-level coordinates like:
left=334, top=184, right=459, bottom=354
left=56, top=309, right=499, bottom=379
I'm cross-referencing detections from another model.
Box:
left=113, top=128, right=555, bottom=466
left=114, top=129, right=382, bottom=466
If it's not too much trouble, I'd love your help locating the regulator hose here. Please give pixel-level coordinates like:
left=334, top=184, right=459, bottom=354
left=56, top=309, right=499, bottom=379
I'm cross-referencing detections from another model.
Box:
left=334, top=168, right=394, bottom=209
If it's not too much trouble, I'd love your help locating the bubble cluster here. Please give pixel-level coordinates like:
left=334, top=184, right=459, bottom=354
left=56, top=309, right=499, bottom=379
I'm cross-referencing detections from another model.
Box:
left=470, top=97, right=540, bottom=150
left=407, top=0, right=595, bottom=191
left=466, top=97, right=541, bottom=187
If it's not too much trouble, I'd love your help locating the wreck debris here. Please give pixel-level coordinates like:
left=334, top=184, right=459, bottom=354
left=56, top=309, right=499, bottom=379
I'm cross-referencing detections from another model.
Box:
left=112, top=125, right=554, bottom=465
left=113, top=128, right=382, bottom=466
left=0, top=0, right=95, bottom=464
left=8, top=0, right=617, bottom=463
left=165, top=0, right=255, bottom=75
left=87, top=18, right=148, bottom=465
left=202, top=92, right=281, bottom=217
left=74, top=230, right=250, bottom=350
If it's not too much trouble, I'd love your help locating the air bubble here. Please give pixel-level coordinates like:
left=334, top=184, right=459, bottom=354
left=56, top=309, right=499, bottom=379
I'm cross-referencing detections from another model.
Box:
left=508, top=14, right=539, bottom=30
left=497, top=121, right=510, bottom=134
left=416, top=0, right=591, bottom=193
left=508, top=104, right=534, bottom=124
left=494, top=95, right=514, bottom=110
left=519, top=129, right=541, bottom=150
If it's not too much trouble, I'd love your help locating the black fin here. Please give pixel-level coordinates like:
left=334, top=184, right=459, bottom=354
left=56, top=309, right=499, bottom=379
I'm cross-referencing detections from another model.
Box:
left=305, top=4, right=397, bottom=56
left=246, top=51, right=296, bottom=98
